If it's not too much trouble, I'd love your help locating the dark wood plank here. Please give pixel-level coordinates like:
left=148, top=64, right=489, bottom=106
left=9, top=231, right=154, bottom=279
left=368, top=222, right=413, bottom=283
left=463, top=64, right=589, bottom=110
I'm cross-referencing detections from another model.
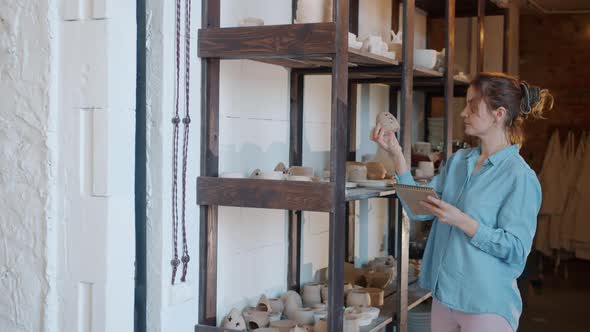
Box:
left=328, top=1, right=349, bottom=331
left=443, top=0, right=456, bottom=161
left=391, top=0, right=400, bottom=32
left=345, top=81, right=357, bottom=264
left=287, top=210, right=302, bottom=291
left=350, top=0, right=359, bottom=35
left=477, top=0, right=485, bottom=73
left=199, top=0, right=220, bottom=326
left=198, top=23, right=336, bottom=59
left=502, top=8, right=509, bottom=73
left=290, top=71, right=304, bottom=167
left=197, top=177, right=335, bottom=212
left=400, top=0, right=414, bottom=171
left=288, top=69, right=304, bottom=291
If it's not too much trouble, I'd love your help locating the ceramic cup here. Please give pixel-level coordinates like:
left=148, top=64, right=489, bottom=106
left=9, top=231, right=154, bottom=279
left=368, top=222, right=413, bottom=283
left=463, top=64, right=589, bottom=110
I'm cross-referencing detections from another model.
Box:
left=294, top=308, right=315, bottom=326
left=346, top=289, right=371, bottom=307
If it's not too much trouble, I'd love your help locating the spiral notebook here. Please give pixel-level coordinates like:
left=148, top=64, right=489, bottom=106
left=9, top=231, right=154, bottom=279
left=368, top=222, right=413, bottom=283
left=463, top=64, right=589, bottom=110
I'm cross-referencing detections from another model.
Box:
left=393, top=183, right=439, bottom=216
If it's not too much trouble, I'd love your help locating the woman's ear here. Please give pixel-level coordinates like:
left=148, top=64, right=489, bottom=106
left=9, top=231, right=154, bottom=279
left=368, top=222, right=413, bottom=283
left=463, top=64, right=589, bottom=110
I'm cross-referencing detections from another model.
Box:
left=494, top=106, right=507, bottom=124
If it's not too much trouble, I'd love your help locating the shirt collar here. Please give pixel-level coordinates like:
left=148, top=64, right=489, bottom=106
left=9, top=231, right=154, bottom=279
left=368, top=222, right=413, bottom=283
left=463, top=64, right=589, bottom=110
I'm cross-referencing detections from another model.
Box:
left=464, top=144, right=519, bottom=166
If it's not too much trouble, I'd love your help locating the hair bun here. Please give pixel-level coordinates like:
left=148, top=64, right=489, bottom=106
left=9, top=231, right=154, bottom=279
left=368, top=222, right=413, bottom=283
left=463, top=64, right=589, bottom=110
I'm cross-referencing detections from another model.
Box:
left=520, top=81, right=541, bottom=115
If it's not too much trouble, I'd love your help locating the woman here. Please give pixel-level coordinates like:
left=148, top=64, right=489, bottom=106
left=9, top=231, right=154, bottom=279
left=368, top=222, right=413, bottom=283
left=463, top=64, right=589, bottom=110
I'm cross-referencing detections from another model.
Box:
left=371, top=72, right=553, bottom=332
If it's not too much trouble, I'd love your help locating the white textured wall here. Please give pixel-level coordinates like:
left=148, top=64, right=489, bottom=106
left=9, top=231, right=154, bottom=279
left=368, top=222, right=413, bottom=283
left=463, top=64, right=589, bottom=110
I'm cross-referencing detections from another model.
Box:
left=0, top=1, right=58, bottom=331
left=56, top=1, right=137, bottom=332
left=1, top=0, right=137, bottom=331
left=145, top=0, right=202, bottom=331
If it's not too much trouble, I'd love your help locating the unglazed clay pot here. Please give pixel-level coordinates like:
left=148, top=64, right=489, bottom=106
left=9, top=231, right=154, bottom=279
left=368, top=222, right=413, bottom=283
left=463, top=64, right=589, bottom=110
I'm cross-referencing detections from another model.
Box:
left=376, top=112, right=400, bottom=133
left=257, top=294, right=272, bottom=312
left=302, top=283, right=322, bottom=307
left=346, top=289, right=371, bottom=307
left=281, top=291, right=303, bottom=320
left=343, top=313, right=360, bottom=332
left=363, top=288, right=384, bottom=307
left=289, top=325, right=310, bottom=332
left=314, top=318, right=328, bottom=332
left=269, top=320, right=297, bottom=332
left=346, top=162, right=367, bottom=182
left=268, top=298, right=284, bottom=314
left=223, top=308, right=247, bottom=331
left=366, top=162, right=387, bottom=180
left=243, top=309, right=270, bottom=330
left=295, top=0, right=332, bottom=23
left=252, top=329, right=278, bottom=332
left=294, top=308, right=315, bottom=326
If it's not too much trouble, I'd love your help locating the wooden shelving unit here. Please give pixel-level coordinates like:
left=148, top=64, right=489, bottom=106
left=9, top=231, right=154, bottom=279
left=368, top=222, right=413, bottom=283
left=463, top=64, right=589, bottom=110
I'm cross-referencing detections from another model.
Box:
left=197, top=0, right=505, bottom=331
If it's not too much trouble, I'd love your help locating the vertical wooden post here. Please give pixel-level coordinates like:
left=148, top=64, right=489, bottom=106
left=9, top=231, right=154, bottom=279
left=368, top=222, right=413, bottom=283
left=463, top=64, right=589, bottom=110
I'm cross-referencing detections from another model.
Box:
left=397, top=1, right=414, bottom=331
left=424, top=93, right=431, bottom=142
left=328, top=1, right=348, bottom=331
left=345, top=81, right=357, bottom=263
left=444, top=0, right=455, bottom=161
left=288, top=70, right=304, bottom=291
left=350, top=0, right=359, bottom=35
left=391, top=0, right=400, bottom=33
left=399, top=0, right=414, bottom=167
left=198, top=0, right=220, bottom=325
left=477, top=0, right=485, bottom=73
left=502, top=8, right=509, bottom=73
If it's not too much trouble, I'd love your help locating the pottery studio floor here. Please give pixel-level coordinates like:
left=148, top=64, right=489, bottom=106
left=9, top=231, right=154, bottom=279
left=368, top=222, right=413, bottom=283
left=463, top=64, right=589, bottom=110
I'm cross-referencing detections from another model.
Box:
left=519, top=259, right=590, bottom=332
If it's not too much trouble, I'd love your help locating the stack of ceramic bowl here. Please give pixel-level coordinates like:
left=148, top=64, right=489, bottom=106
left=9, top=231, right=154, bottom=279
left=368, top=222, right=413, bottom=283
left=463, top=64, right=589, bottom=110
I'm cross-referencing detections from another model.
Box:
left=408, top=301, right=431, bottom=332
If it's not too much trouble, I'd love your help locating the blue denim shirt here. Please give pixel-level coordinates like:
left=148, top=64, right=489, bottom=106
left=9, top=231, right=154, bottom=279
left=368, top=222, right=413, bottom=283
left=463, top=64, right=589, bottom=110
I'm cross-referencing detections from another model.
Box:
left=396, top=145, right=541, bottom=331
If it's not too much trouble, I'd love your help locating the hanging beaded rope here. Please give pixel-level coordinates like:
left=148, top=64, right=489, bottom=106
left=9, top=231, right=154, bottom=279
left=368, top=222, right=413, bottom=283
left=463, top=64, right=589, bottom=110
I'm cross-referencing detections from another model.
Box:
left=180, top=0, right=192, bottom=283
left=171, top=0, right=192, bottom=285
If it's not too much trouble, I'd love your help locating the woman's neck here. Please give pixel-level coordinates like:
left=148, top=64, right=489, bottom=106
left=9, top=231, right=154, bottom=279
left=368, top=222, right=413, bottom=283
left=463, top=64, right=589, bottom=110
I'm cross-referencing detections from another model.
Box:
left=479, top=131, right=510, bottom=158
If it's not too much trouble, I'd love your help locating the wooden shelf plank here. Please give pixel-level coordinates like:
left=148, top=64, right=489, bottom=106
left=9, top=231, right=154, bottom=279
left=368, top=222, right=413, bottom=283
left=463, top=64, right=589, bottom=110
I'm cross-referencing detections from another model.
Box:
left=360, top=315, right=393, bottom=332
left=198, top=23, right=335, bottom=59
left=408, top=284, right=432, bottom=311
left=197, top=177, right=334, bottom=212
left=345, top=188, right=396, bottom=201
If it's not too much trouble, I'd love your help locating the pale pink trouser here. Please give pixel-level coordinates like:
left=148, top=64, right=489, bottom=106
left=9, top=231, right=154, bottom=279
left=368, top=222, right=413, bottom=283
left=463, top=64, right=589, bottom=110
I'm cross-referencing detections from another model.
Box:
left=431, top=299, right=513, bottom=332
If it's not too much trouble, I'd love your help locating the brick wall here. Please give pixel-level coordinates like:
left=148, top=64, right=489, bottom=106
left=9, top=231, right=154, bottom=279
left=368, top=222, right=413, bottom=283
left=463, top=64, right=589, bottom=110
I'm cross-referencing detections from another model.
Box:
left=519, top=14, right=590, bottom=172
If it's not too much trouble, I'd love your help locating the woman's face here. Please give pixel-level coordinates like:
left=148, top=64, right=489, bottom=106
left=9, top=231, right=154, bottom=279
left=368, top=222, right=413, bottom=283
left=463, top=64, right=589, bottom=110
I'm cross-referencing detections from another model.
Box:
left=460, top=86, right=501, bottom=138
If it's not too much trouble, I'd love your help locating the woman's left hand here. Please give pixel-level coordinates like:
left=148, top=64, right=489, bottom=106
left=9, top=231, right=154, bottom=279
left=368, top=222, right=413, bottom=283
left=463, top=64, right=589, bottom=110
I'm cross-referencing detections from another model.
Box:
left=420, top=196, right=479, bottom=237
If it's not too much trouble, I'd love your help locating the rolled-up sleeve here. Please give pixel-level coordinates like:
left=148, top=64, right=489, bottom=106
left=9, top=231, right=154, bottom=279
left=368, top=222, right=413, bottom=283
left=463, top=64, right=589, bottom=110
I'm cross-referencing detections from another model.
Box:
left=470, top=170, right=542, bottom=266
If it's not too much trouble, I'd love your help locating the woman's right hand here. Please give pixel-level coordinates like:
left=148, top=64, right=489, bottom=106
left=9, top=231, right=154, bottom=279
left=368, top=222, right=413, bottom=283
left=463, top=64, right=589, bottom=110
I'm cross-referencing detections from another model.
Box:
left=370, top=123, right=403, bottom=156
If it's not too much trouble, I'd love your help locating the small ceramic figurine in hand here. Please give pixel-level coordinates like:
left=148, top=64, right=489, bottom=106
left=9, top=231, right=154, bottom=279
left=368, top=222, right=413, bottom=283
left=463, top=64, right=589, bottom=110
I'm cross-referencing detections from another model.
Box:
left=371, top=112, right=401, bottom=176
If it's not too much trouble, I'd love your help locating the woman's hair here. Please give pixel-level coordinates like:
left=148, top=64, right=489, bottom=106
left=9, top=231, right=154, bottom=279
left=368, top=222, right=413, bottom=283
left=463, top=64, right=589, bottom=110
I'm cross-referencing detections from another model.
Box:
left=470, top=72, right=554, bottom=145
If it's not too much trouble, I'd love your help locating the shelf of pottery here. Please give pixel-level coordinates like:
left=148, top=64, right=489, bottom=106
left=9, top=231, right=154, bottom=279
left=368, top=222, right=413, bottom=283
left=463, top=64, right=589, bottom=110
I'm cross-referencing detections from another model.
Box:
left=199, top=1, right=472, bottom=85
left=221, top=257, right=427, bottom=332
